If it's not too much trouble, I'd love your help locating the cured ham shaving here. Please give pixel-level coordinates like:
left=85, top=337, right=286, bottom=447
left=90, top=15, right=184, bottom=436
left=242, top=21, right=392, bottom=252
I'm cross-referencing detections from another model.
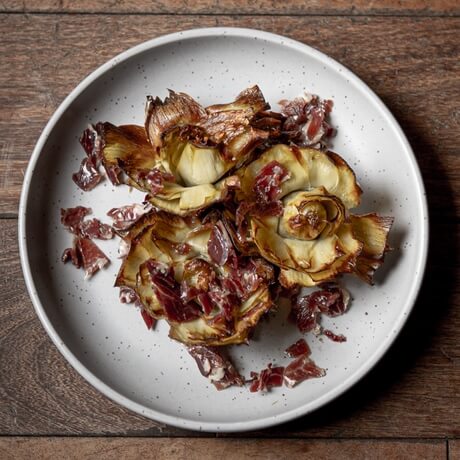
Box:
left=188, top=345, right=244, bottom=390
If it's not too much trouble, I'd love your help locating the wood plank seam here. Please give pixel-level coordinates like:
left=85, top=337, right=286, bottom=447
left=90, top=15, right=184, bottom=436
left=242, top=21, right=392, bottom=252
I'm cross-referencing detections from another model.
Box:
left=0, top=11, right=459, bottom=18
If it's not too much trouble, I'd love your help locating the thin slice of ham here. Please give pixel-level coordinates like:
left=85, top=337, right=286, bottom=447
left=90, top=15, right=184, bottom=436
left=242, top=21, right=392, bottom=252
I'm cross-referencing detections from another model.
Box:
left=60, top=206, right=92, bottom=234
left=62, top=236, right=109, bottom=279
left=141, top=309, right=156, bottom=330
left=290, top=285, right=350, bottom=335
left=249, top=363, right=285, bottom=392
left=285, top=338, right=311, bottom=358
left=73, top=157, right=103, bottom=191
left=79, top=218, right=114, bottom=240
left=253, top=161, right=290, bottom=203
left=188, top=345, right=244, bottom=391
left=283, top=354, right=326, bottom=388
left=107, top=202, right=153, bottom=231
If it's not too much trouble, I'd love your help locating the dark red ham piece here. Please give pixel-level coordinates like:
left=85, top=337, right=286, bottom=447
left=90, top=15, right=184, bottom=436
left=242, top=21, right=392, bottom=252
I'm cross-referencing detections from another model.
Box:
left=104, top=163, right=123, bottom=186
left=290, top=294, right=321, bottom=333
left=61, top=246, right=81, bottom=268
left=76, top=237, right=110, bottom=279
left=317, top=285, right=350, bottom=317
left=306, top=106, right=324, bottom=140
left=280, top=95, right=335, bottom=148
left=323, top=329, right=347, bottom=343
left=207, top=222, right=233, bottom=266
left=80, top=124, right=103, bottom=163
left=60, top=206, right=92, bottom=234
left=285, top=338, right=311, bottom=358
left=253, top=161, right=290, bottom=203
left=141, top=309, right=156, bottom=330
left=146, top=260, right=201, bottom=322
left=188, top=345, right=244, bottom=391
left=225, top=256, right=274, bottom=301
left=107, top=203, right=153, bottom=231
left=249, top=363, right=285, bottom=392
left=283, top=355, right=326, bottom=388
left=290, top=286, right=350, bottom=333
left=138, top=168, right=175, bottom=196
left=73, top=125, right=104, bottom=190
left=79, top=218, right=114, bottom=240
left=72, top=157, right=103, bottom=191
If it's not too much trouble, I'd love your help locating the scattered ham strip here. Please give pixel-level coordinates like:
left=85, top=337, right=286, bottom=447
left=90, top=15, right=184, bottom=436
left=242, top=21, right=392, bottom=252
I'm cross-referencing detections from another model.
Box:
left=62, top=236, right=110, bottom=279
left=285, top=338, right=311, bottom=358
left=290, top=285, right=349, bottom=340
left=280, top=94, right=335, bottom=148
left=249, top=364, right=285, bottom=392
left=61, top=206, right=112, bottom=278
left=253, top=160, right=290, bottom=203
left=107, top=202, right=153, bottom=231
left=73, top=125, right=104, bottom=191
left=283, top=354, right=326, bottom=388
left=188, top=345, right=244, bottom=391
left=138, top=168, right=175, bottom=196
left=141, top=309, right=156, bottom=330
left=323, top=329, right=347, bottom=343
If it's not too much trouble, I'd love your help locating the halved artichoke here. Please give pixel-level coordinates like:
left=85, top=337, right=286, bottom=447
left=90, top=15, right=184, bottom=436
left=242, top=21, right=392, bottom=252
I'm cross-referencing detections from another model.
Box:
left=115, top=211, right=274, bottom=345
left=96, top=122, right=241, bottom=215
left=145, top=86, right=274, bottom=186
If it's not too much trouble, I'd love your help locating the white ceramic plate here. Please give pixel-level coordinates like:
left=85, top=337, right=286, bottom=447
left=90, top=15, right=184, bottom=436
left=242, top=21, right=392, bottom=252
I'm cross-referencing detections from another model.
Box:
left=19, top=28, right=428, bottom=432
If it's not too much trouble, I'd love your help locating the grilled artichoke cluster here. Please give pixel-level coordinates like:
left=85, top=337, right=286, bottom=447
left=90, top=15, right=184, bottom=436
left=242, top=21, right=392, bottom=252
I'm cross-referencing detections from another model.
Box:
left=88, top=86, right=392, bottom=346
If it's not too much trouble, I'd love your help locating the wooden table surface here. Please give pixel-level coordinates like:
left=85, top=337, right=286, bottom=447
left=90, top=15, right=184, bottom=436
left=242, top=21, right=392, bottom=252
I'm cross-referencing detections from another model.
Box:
left=0, top=1, right=459, bottom=458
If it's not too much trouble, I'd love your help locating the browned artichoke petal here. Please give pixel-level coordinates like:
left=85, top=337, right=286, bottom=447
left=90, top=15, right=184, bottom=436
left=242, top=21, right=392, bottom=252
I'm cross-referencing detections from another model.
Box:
left=350, top=213, right=394, bottom=283
left=278, top=222, right=363, bottom=287
left=205, top=85, right=269, bottom=116
left=251, top=216, right=349, bottom=274
left=145, top=90, right=207, bottom=150
left=147, top=175, right=239, bottom=216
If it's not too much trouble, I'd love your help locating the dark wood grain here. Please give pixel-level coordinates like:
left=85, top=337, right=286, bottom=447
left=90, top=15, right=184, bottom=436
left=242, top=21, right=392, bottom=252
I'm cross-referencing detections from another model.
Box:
left=0, top=438, right=448, bottom=459
left=450, top=440, right=460, bottom=459
left=1, top=7, right=459, bottom=444
left=0, top=15, right=459, bottom=218
left=0, top=0, right=458, bottom=16
left=1, top=218, right=459, bottom=436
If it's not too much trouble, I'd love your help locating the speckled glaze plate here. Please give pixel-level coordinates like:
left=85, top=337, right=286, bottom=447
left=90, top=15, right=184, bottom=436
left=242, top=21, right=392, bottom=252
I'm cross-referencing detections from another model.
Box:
left=19, top=28, right=428, bottom=432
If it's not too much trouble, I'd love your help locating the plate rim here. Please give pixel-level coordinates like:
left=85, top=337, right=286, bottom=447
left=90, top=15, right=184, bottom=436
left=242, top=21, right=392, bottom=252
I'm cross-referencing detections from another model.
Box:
left=18, top=27, right=429, bottom=433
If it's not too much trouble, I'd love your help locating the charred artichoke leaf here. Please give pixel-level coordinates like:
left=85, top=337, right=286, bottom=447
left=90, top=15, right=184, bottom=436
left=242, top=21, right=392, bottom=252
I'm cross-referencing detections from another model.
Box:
left=252, top=216, right=361, bottom=275
left=145, top=90, right=207, bottom=151
left=350, top=213, right=394, bottom=284
left=205, top=85, right=269, bottom=115
left=278, top=222, right=363, bottom=287
left=239, top=144, right=362, bottom=209
left=115, top=212, right=197, bottom=289
left=147, top=175, right=239, bottom=216
left=98, top=122, right=160, bottom=183
left=169, top=285, right=272, bottom=346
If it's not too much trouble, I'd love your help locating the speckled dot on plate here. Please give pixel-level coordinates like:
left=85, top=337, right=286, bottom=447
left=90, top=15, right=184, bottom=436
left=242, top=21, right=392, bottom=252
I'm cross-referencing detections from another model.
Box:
left=19, top=28, right=428, bottom=433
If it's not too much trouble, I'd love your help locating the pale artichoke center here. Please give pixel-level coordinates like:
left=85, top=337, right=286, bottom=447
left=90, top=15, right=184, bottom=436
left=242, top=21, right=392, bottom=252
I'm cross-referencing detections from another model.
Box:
left=278, top=190, right=343, bottom=241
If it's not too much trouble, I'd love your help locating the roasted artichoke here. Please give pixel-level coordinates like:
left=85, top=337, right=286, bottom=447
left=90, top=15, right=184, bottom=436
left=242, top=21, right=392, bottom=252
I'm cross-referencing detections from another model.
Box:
left=115, top=210, right=274, bottom=345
